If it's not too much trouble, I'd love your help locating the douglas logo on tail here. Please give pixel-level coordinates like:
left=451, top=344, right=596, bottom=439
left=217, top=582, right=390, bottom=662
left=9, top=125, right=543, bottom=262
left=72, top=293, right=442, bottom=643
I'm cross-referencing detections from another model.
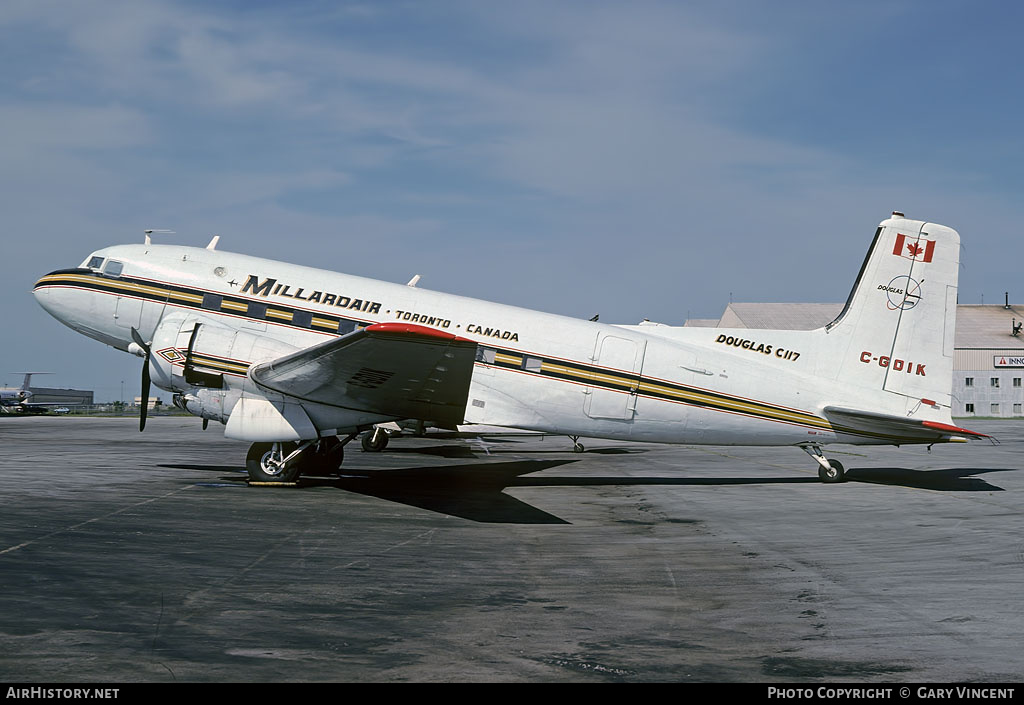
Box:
left=33, top=211, right=988, bottom=486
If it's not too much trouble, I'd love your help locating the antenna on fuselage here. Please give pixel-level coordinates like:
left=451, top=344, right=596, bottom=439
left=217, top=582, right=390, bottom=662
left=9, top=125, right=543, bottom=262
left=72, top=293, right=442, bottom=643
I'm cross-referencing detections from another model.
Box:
left=143, top=229, right=176, bottom=245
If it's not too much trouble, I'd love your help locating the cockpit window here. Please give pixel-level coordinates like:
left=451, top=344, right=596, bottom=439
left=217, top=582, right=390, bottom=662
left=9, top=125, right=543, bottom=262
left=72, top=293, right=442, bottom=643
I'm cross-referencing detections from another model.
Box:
left=103, top=260, right=124, bottom=277
left=86, top=256, right=105, bottom=270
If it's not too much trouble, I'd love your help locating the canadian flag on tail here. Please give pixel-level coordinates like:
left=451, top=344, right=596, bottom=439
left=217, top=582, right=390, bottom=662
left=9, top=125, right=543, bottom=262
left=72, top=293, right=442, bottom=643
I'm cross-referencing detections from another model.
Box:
left=893, top=232, right=936, bottom=262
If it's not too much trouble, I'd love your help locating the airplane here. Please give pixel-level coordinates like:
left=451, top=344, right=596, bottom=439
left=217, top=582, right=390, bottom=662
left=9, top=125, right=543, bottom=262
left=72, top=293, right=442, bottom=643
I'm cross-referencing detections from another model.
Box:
left=33, top=212, right=987, bottom=484
left=0, top=373, right=52, bottom=414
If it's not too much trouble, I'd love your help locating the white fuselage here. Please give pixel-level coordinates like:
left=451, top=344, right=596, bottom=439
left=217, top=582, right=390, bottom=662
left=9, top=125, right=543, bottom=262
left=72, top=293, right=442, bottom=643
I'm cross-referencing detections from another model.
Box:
left=33, top=242, right=939, bottom=447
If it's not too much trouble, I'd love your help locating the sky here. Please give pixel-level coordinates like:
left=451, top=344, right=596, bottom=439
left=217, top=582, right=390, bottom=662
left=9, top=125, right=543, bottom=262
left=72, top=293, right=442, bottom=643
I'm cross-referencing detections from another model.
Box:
left=3, top=0, right=1024, bottom=400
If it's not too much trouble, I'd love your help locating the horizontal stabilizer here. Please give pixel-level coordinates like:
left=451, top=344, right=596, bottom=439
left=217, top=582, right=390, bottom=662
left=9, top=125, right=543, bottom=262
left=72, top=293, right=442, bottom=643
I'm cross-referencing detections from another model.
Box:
left=250, top=323, right=478, bottom=428
left=824, top=406, right=990, bottom=443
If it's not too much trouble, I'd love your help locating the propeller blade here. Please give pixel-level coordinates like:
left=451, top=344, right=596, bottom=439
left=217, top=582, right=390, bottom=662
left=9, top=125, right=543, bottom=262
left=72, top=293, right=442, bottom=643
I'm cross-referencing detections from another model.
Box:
left=132, top=327, right=152, bottom=432
left=202, top=418, right=209, bottom=431
left=140, top=355, right=150, bottom=432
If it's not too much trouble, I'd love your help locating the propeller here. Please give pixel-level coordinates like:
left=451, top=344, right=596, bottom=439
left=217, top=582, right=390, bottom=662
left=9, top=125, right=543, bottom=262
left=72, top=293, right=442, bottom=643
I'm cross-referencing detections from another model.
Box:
left=130, top=327, right=152, bottom=432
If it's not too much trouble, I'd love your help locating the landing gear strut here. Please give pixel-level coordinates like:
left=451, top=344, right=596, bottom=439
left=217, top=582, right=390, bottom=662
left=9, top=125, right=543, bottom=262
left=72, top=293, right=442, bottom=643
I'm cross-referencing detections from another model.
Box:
left=801, top=444, right=846, bottom=483
left=360, top=427, right=390, bottom=452
left=569, top=435, right=585, bottom=453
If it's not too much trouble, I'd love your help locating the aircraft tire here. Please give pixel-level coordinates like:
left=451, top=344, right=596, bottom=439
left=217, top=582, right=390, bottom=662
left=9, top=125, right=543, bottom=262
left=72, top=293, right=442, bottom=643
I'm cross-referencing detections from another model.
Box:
left=246, top=441, right=301, bottom=483
left=818, top=459, right=845, bottom=483
left=309, top=436, right=344, bottom=475
left=360, top=431, right=389, bottom=452
left=573, top=442, right=585, bottom=453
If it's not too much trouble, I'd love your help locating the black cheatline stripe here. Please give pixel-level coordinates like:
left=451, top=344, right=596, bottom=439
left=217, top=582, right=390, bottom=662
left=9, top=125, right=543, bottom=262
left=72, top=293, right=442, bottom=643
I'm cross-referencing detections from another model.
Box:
left=43, top=273, right=943, bottom=443
left=37, top=271, right=365, bottom=336
left=477, top=344, right=940, bottom=441
left=479, top=344, right=814, bottom=423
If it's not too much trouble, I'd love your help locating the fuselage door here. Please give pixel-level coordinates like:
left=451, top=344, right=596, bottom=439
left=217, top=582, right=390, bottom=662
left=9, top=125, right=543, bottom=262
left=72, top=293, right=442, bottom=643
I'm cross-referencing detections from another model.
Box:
left=584, top=333, right=646, bottom=420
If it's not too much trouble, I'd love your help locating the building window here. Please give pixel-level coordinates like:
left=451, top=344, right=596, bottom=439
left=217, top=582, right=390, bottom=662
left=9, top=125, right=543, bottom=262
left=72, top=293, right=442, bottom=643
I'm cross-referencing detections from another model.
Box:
left=965, top=403, right=975, bottom=414
left=991, top=377, right=1000, bottom=388
left=965, top=377, right=974, bottom=387
left=1015, top=404, right=1022, bottom=415
left=1015, top=378, right=1021, bottom=388
left=991, top=403, right=1000, bottom=414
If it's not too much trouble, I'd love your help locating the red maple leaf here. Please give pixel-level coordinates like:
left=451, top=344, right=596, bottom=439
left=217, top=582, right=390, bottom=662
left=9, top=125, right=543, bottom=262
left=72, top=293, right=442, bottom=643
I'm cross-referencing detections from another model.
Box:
left=906, top=242, right=924, bottom=258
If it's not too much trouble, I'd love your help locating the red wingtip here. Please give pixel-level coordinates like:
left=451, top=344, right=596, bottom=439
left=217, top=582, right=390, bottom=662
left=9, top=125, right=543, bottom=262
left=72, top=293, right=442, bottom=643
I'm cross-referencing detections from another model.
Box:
left=921, top=420, right=989, bottom=438
left=365, top=322, right=472, bottom=342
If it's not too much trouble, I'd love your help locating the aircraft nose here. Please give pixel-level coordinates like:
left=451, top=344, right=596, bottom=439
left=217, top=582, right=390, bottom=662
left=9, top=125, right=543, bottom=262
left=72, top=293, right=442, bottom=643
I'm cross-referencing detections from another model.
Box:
left=33, top=268, right=80, bottom=323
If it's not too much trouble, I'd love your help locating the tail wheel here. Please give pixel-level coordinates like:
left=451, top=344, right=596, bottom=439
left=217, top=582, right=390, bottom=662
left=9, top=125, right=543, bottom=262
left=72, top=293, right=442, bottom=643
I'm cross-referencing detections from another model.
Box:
left=361, top=429, right=389, bottom=452
left=246, top=441, right=301, bottom=483
left=818, top=459, right=846, bottom=483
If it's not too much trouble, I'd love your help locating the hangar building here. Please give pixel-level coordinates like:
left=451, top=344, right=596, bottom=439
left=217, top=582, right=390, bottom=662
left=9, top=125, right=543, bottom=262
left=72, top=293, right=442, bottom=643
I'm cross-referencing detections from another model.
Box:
left=25, top=386, right=94, bottom=407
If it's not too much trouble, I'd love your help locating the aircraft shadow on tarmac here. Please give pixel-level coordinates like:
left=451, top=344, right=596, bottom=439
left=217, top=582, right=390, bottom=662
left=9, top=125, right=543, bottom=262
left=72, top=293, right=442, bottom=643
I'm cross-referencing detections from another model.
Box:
left=843, top=467, right=1011, bottom=491
left=160, top=460, right=1012, bottom=524
left=385, top=443, right=647, bottom=458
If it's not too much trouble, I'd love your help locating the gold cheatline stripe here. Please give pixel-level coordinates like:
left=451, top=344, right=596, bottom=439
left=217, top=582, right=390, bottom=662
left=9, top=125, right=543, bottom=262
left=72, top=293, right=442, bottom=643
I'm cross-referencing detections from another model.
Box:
left=40, top=273, right=203, bottom=304
left=542, top=361, right=636, bottom=389
left=638, top=378, right=829, bottom=429
left=192, top=355, right=249, bottom=374
left=41, top=274, right=910, bottom=440
left=540, top=357, right=824, bottom=428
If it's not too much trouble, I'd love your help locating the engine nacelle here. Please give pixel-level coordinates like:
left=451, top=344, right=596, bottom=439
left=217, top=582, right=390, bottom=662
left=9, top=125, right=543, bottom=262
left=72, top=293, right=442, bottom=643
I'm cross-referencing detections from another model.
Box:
left=174, top=388, right=240, bottom=424
left=148, top=313, right=299, bottom=400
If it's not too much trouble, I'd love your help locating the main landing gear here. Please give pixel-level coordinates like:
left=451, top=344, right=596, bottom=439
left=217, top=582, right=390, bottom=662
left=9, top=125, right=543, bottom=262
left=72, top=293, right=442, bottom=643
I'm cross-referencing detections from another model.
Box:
left=245, top=435, right=349, bottom=484
left=801, top=444, right=846, bottom=483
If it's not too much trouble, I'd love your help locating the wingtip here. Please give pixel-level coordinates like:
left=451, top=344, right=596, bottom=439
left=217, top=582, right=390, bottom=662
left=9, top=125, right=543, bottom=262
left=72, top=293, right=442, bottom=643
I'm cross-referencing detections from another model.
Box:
left=920, top=420, right=989, bottom=439
left=365, top=322, right=473, bottom=343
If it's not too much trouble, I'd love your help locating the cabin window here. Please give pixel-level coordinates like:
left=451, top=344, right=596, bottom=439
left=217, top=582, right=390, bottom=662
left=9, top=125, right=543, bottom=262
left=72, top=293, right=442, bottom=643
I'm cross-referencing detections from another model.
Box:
left=292, top=310, right=312, bottom=328
left=522, top=356, right=542, bottom=372
left=103, top=260, right=124, bottom=277
left=475, top=348, right=496, bottom=364
left=202, top=293, right=222, bottom=311
left=247, top=302, right=267, bottom=320
left=337, top=320, right=356, bottom=335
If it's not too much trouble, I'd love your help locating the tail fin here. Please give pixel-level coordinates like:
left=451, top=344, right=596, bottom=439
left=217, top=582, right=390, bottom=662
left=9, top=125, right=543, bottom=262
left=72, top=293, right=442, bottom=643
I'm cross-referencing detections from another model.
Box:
left=823, top=212, right=959, bottom=414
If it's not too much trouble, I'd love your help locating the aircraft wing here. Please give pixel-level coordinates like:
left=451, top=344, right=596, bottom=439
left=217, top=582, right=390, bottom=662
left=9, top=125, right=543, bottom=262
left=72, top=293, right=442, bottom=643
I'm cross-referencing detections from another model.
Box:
left=823, top=406, right=990, bottom=443
left=249, top=323, right=478, bottom=428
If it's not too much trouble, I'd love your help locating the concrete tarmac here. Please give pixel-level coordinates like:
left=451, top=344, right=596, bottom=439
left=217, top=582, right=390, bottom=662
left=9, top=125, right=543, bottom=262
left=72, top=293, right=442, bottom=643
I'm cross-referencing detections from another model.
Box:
left=0, top=416, right=1021, bottom=683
